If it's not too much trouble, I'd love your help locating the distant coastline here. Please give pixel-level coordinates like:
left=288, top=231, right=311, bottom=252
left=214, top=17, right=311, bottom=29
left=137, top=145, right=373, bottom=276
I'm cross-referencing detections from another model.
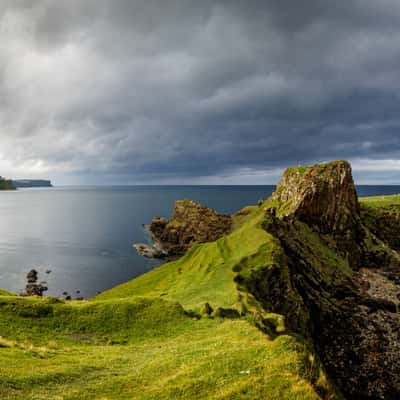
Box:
left=0, top=176, right=16, bottom=190
left=12, top=179, right=53, bottom=188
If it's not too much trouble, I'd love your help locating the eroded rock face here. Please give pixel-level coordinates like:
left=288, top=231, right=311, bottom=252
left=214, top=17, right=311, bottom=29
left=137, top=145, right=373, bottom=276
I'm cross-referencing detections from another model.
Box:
left=263, top=215, right=400, bottom=399
left=146, top=200, right=232, bottom=258
left=272, top=160, right=359, bottom=233
left=256, top=160, right=400, bottom=399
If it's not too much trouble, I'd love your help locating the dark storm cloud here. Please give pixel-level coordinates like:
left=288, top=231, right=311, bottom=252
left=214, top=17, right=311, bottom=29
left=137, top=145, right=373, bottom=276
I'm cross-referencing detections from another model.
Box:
left=1, top=0, right=400, bottom=183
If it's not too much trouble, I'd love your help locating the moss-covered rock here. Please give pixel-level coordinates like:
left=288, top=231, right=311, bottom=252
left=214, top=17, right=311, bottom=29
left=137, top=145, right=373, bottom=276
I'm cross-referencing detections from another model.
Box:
left=272, top=160, right=359, bottom=233
left=147, top=199, right=232, bottom=258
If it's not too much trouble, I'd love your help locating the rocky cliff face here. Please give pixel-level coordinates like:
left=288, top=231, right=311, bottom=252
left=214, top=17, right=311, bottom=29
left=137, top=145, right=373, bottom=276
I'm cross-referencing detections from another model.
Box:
left=272, top=160, right=360, bottom=232
left=256, top=160, right=400, bottom=399
left=148, top=200, right=232, bottom=258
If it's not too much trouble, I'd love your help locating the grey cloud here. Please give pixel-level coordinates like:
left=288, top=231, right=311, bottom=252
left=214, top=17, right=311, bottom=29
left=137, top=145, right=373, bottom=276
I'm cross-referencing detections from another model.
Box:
left=1, top=1, right=400, bottom=183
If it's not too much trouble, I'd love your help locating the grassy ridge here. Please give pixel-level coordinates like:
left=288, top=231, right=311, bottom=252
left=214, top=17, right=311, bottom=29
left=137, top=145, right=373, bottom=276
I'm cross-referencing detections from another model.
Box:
left=360, top=193, right=400, bottom=208
left=0, top=288, right=14, bottom=296
left=96, top=204, right=273, bottom=313
left=0, top=200, right=337, bottom=399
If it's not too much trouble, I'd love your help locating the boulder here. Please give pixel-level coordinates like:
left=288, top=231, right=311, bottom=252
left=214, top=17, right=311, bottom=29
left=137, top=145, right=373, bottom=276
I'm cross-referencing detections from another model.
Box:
left=272, top=160, right=359, bottom=233
left=146, top=200, right=232, bottom=258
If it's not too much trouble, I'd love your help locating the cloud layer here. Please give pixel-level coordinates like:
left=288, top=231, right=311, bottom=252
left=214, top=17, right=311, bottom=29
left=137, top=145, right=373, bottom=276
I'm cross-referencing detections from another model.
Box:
left=1, top=0, right=400, bottom=184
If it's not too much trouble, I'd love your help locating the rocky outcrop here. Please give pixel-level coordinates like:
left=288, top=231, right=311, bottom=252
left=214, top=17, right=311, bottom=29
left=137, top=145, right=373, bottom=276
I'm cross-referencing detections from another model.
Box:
left=272, top=160, right=359, bottom=233
left=133, top=243, right=168, bottom=259
left=22, top=269, right=48, bottom=296
left=252, top=160, right=400, bottom=399
left=135, top=200, right=232, bottom=259
left=262, top=215, right=400, bottom=399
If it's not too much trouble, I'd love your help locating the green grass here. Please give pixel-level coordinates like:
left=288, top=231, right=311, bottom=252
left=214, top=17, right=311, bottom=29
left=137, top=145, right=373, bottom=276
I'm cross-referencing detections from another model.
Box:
left=0, top=296, right=190, bottom=345
left=0, top=317, right=326, bottom=400
left=360, top=193, right=400, bottom=208
left=96, top=203, right=275, bottom=314
left=0, top=288, right=14, bottom=296
left=0, top=201, right=337, bottom=399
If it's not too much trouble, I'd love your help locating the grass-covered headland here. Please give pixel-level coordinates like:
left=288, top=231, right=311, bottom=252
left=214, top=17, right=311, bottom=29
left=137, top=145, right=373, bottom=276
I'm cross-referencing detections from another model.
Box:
left=0, top=176, right=16, bottom=190
left=1, top=160, right=399, bottom=399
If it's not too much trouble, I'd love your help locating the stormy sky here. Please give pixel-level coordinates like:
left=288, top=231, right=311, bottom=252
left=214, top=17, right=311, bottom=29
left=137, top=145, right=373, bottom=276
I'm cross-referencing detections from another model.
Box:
left=1, top=1, right=400, bottom=184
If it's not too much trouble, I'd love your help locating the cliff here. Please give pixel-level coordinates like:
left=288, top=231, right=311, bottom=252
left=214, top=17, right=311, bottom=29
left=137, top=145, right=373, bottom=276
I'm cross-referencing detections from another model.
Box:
left=271, top=160, right=359, bottom=232
left=1, top=160, right=400, bottom=400
left=254, top=161, right=400, bottom=398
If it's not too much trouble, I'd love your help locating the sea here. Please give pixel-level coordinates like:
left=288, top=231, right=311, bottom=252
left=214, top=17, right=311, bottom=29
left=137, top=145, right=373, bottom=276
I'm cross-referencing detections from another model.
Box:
left=0, top=185, right=399, bottom=298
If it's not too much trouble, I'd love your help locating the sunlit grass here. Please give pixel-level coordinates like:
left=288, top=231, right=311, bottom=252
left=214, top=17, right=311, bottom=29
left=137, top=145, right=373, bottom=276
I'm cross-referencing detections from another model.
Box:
left=0, top=200, right=337, bottom=399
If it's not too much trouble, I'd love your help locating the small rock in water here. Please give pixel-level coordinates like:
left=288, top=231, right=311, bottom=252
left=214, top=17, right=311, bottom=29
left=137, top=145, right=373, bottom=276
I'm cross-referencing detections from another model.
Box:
left=23, top=269, right=48, bottom=296
left=26, top=269, right=38, bottom=283
left=133, top=243, right=167, bottom=259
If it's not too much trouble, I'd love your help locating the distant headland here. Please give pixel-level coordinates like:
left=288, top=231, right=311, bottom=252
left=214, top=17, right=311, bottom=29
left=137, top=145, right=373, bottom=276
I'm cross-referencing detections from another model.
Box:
left=0, top=178, right=53, bottom=190
left=12, top=179, right=53, bottom=188
left=0, top=176, right=16, bottom=190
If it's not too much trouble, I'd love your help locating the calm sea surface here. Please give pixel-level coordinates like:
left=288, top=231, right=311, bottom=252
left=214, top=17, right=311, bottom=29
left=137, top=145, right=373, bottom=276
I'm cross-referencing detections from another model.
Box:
left=0, top=185, right=399, bottom=298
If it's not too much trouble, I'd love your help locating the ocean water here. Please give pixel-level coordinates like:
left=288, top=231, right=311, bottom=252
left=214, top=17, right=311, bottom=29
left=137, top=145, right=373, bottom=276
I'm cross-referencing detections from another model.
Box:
left=0, top=185, right=399, bottom=298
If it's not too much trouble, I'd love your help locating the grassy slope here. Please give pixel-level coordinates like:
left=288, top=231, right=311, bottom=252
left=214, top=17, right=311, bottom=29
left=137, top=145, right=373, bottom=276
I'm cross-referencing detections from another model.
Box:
left=96, top=205, right=272, bottom=312
left=360, top=193, right=400, bottom=208
left=0, top=202, right=335, bottom=399
left=359, top=194, right=400, bottom=251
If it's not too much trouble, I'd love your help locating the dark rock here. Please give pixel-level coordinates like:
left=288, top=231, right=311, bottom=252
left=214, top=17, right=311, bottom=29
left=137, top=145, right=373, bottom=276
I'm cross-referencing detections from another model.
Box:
left=244, top=160, right=400, bottom=399
left=133, top=243, right=167, bottom=259
left=137, top=200, right=232, bottom=259
left=23, top=269, right=48, bottom=296
left=272, top=160, right=359, bottom=233
left=214, top=307, right=240, bottom=319
left=200, top=302, right=213, bottom=316
left=26, top=269, right=38, bottom=283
